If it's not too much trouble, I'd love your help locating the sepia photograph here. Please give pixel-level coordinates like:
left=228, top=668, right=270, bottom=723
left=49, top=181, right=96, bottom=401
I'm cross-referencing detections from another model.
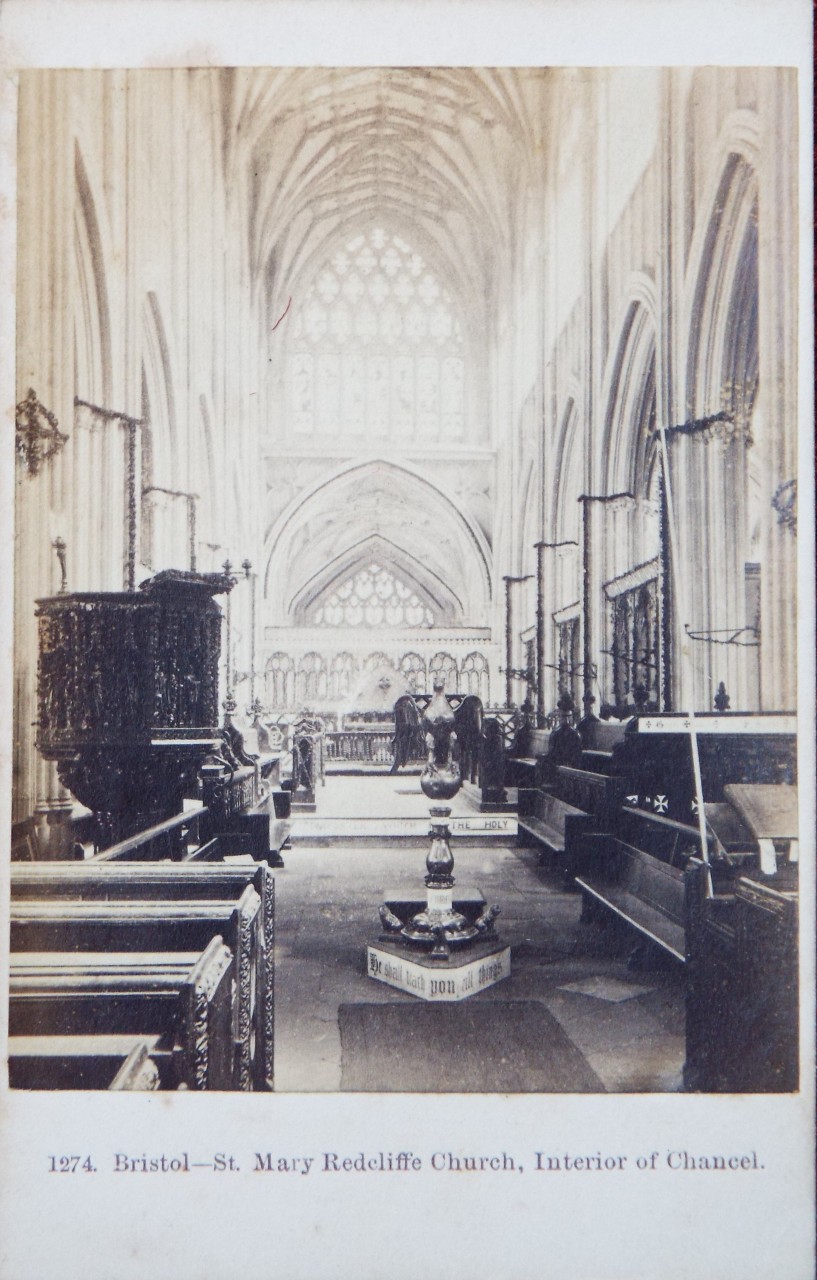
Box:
left=7, top=60, right=801, bottom=1095
left=0, top=2, right=813, bottom=1278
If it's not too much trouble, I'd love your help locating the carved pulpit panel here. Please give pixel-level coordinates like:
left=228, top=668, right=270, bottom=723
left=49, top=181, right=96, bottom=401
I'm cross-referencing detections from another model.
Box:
left=35, top=569, right=234, bottom=848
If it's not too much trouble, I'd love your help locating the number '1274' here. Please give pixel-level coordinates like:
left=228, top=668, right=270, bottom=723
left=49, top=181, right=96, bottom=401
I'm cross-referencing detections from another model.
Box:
left=48, top=1156, right=96, bottom=1172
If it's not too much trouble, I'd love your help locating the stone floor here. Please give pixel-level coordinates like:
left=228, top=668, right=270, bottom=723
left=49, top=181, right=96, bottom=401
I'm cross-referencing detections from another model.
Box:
left=274, top=775, right=686, bottom=1093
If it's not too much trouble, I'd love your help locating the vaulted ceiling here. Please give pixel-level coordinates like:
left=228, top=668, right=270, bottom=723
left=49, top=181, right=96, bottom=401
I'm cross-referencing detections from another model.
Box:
left=221, top=67, right=545, bottom=323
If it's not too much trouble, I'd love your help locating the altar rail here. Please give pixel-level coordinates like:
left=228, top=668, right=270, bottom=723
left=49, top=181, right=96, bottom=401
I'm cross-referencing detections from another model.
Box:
left=324, top=728, right=424, bottom=766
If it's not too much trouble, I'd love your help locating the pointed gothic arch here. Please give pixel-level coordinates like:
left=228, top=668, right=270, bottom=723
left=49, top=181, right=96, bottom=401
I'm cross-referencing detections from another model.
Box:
left=74, top=143, right=112, bottom=405
left=264, top=458, right=492, bottom=625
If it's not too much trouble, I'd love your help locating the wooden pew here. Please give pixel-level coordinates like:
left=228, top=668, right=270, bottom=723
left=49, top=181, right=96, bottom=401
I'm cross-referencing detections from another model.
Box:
left=200, top=764, right=289, bottom=866
left=683, top=860, right=799, bottom=1092
left=476, top=717, right=509, bottom=809
left=574, top=839, right=687, bottom=962
left=231, top=802, right=289, bottom=867
left=569, top=808, right=707, bottom=963
left=576, top=717, right=630, bottom=775
left=9, top=1034, right=169, bottom=1091
left=517, top=790, right=595, bottom=867
left=506, top=727, right=551, bottom=788
left=10, top=886, right=264, bottom=1091
left=89, top=804, right=207, bottom=863
left=612, top=712, right=797, bottom=825
left=554, top=763, right=626, bottom=822
left=10, top=863, right=275, bottom=1090
left=9, top=938, right=237, bottom=1090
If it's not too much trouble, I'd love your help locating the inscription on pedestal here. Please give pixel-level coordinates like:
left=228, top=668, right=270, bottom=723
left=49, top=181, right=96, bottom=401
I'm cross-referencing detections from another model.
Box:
left=367, top=943, right=511, bottom=1002
left=449, top=816, right=517, bottom=836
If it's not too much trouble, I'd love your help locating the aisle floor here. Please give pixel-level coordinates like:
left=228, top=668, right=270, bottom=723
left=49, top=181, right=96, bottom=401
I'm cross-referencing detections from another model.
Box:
left=274, top=777, right=686, bottom=1093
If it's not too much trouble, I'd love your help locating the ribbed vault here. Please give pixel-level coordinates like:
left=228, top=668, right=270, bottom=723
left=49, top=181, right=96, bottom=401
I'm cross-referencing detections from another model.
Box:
left=221, top=67, right=543, bottom=321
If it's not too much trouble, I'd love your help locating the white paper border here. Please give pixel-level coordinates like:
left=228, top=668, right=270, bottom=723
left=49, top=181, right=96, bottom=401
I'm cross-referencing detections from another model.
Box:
left=0, top=4, right=813, bottom=1279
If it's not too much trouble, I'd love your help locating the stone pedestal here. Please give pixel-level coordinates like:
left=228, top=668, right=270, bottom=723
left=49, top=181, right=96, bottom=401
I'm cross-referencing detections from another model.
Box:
left=367, top=676, right=509, bottom=999
left=367, top=938, right=511, bottom=1002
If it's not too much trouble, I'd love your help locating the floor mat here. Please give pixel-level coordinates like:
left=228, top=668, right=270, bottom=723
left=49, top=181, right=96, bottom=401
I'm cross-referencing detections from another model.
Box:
left=339, top=999, right=605, bottom=1092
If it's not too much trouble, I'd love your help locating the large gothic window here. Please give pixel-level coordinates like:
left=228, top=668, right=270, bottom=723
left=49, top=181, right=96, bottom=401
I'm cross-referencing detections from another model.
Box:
left=309, top=563, right=435, bottom=629
left=288, top=227, right=465, bottom=442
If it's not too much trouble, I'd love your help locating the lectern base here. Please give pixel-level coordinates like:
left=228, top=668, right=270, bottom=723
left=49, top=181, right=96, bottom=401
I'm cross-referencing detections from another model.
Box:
left=367, top=938, right=511, bottom=1002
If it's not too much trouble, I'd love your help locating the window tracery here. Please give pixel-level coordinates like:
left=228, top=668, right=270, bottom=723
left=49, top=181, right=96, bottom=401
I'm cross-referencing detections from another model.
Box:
left=460, top=651, right=489, bottom=700
left=429, top=651, right=458, bottom=690
left=266, top=652, right=294, bottom=711
left=399, top=652, right=426, bottom=693
left=329, top=651, right=356, bottom=700
left=288, top=228, right=465, bottom=441
left=297, top=652, right=327, bottom=704
left=310, top=563, right=435, bottom=629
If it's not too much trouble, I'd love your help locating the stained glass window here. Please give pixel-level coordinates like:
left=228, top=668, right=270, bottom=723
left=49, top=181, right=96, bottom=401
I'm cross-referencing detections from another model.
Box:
left=310, top=563, right=435, bottom=629
left=288, top=228, right=465, bottom=441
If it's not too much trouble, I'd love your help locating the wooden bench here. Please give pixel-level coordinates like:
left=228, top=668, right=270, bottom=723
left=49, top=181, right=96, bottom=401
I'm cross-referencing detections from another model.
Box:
left=575, top=839, right=687, bottom=962
left=10, top=862, right=276, bottom=1089
left=200, top=763, right=289, bottom=866
left=683, top=859, right=799, bottom=1091
left=9, top=1034, right=170, bottom=1091
left=10, top=885, right=265, bottom=1091
left=577, top=718, right=630, bottom=775
left=231, top=801, right=289, bottom=867
left=89, top=804, right=207, bottom=863
left=9, top=938, right=237, bottom=1090
left=507, top=728, right=551, bottom=787
left=612, top=712, right=797, bottom=825
left=555, top=764, right=626, bottom=820
left=517, top=790, right=594, bottom=865
left=614, top=806, right=703, bottom=864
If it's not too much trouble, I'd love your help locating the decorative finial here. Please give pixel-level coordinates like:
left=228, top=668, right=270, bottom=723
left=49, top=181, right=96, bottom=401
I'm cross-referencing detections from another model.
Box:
left=557, top=690, right=574, bottom=715
left=714, top=681, right=731, bottom=712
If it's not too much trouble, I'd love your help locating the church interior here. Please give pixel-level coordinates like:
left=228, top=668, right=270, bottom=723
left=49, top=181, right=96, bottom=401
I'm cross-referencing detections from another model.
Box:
left=7, top=66, right=801, bottom=1093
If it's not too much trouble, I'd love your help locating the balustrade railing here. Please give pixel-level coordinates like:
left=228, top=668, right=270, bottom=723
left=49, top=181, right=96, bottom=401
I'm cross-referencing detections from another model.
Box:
left=325, top=730, right=401, bottom=765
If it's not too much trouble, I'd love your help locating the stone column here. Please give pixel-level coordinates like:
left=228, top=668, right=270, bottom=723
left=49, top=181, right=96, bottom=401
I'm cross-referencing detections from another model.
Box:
left=756, top=70, right=798, bottom=710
